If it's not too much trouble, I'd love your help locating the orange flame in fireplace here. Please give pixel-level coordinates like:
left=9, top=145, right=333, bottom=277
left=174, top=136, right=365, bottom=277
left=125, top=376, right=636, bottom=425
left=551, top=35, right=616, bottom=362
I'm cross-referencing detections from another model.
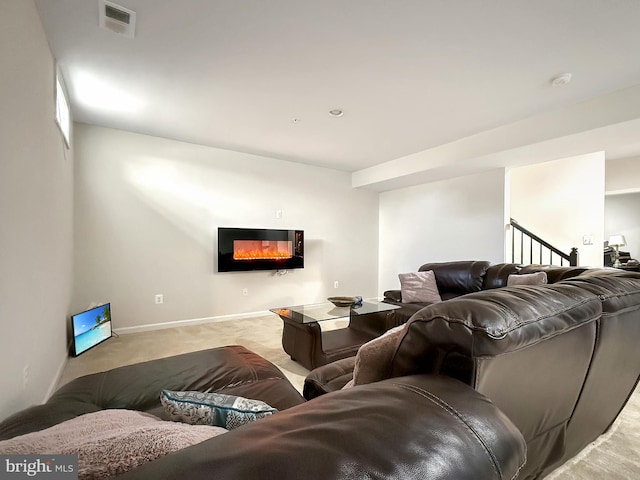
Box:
left=233, top=240, right=292, bottom=261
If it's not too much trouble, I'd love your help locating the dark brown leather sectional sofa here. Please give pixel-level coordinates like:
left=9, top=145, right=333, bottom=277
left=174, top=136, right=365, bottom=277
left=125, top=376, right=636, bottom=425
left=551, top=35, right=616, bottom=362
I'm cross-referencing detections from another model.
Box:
left=0, top=345, right=524, bottom=479
left=307, top=261, right=640, bottom=478
left=1, top=261, right=639, bottom=479
left=381, top=260, right=588, bottom=326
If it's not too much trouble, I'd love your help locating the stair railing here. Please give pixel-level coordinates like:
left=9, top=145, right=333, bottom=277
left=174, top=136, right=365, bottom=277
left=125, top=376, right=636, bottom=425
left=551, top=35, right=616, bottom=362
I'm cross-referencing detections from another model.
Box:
left=510, top=218, right=578, bottom=266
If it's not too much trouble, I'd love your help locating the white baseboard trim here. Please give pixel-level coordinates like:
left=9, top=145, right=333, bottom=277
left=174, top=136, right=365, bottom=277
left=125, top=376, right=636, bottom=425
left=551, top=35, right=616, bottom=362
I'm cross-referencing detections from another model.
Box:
left=112, top=310, right=273, bottom=335
left=41, top=311, right=272, bottom=403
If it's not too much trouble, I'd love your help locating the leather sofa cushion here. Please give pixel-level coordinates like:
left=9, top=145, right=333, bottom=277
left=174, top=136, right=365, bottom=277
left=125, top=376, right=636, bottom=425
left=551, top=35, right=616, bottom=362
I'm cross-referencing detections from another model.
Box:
left=482, top=263, right=521, bottom=289
left=519, top=264, right=589, bottom=283
left=418, top=260, right=491, bottom=297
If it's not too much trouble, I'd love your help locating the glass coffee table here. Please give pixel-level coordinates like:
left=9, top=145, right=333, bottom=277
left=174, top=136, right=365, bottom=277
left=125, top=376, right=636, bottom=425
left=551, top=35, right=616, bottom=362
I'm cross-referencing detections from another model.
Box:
left=270, top=300, right=400, bottom=370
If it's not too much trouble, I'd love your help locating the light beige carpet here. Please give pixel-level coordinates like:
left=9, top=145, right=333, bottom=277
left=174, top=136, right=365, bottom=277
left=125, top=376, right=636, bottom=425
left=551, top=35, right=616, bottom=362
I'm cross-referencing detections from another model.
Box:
left=58, top=314, right=640, bottom=479
left=546, top=383, right=640, bottom=479
left=59, top=314, right=350, bottom=393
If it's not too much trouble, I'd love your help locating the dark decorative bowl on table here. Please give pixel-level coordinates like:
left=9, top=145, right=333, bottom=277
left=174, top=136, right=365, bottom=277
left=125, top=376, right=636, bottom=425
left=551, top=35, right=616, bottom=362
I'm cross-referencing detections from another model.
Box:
left=327, top=296, right=358, bottom=307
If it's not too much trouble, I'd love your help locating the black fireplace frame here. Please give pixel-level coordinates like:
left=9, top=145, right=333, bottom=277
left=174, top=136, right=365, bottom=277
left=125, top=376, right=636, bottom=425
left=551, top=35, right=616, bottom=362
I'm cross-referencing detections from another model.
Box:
left=217, top=227, right=304, bottom=272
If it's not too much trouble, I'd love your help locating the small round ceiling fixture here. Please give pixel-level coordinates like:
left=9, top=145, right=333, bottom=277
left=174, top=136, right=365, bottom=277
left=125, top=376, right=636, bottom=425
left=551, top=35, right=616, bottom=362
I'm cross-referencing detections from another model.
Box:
left=291, top=117, right=300, bottom=124
left=550, top=73, right=572, bottom=87
left=328, top=109, right=344, bottom=117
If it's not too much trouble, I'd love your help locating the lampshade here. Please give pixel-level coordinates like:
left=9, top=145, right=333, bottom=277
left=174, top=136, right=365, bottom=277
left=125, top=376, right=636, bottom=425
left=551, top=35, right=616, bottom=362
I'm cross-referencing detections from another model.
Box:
left=608, top=235, right=627, bottom=247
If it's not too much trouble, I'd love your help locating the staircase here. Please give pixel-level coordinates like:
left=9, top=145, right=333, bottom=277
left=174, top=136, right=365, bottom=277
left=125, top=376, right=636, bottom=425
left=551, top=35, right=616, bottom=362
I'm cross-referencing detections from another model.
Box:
left=510, top=218, right=578, bottom=266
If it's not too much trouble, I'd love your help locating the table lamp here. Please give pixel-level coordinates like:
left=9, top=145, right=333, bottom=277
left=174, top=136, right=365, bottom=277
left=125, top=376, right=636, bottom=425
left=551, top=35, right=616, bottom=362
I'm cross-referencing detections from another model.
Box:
left=608, top=235, right=627, bottom=268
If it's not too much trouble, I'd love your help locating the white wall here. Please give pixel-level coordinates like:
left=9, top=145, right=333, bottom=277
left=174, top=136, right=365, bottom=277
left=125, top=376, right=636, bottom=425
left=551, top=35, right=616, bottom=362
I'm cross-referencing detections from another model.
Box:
left=604, top=157, right=640, bottom=259
left=606, top=156, right=640, bottom=194
left=378, top=169, right=506, bottom=293
left=509, top=152, right=605, bottom=267
left=73, top=124, right=379, bottom=331
left=605, top=192, right=640, bottom=260
left=0, top=0, right=74, bottom=420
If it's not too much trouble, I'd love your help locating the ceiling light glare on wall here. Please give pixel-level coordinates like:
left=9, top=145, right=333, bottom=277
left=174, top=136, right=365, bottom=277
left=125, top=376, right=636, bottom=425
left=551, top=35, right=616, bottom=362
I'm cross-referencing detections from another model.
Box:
left=74, top=72, right=144, bottom=113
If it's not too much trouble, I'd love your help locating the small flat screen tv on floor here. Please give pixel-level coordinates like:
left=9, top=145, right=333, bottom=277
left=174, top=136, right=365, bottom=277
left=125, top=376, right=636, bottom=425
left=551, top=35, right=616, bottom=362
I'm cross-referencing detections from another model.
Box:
left=71, top=303, right=112, bottom=357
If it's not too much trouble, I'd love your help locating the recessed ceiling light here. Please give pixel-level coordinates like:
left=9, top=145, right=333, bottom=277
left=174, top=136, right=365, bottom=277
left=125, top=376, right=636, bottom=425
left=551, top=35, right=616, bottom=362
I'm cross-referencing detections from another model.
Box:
left=291, top=117, right=300, bottom=123
left=328, top=109, right=344, bottom=117
left=550, top=73, right=572, bottom=87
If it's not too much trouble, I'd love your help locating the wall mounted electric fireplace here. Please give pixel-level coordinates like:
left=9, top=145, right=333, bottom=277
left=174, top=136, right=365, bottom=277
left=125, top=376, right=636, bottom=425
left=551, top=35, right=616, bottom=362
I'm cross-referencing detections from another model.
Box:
left=217, top=228, right=304, bottom=272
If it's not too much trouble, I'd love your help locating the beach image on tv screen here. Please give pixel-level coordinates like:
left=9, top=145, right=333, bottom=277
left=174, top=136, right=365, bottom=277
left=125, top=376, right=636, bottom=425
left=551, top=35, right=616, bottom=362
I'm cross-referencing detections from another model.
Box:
left=73, top=304, right=111, bottom=355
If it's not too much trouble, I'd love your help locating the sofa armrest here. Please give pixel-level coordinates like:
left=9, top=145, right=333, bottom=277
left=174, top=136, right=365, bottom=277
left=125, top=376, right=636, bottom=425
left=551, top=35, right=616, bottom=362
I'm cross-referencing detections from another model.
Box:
left=303, top=357, right=355, bottom=399
left=119, top=374, right=527, bottom=480
left=383, top=289, right=402, bottom=302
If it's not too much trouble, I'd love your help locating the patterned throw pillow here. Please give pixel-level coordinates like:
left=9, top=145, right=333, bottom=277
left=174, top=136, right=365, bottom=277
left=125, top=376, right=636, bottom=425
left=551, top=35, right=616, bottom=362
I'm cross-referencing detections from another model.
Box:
left=160, top=390, right=278, bottom=430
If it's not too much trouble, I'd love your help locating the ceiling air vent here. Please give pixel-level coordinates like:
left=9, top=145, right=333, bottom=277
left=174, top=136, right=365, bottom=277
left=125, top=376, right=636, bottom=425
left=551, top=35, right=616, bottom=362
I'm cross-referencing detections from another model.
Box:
left=99, top=0, right=136, bottom=38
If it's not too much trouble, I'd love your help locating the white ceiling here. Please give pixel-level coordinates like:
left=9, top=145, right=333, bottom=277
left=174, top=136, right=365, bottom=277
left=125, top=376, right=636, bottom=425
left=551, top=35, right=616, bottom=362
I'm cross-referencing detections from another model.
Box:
left=35, top=0, right=640, bottom=185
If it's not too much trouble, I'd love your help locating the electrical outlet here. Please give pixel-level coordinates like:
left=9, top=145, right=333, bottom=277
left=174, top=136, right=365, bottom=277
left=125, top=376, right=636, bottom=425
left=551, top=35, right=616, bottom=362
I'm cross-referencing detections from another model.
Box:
left=275, top=210, right=283, bottom=219
left=242, top=288, right=249, bottom=296
left=155, top=294, right=164, bottom=304
left=583, top=235, right=594, bottom=246
left=334, top=281, right=339, bottom=289
left=23, top=364, right=29, bottom=390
